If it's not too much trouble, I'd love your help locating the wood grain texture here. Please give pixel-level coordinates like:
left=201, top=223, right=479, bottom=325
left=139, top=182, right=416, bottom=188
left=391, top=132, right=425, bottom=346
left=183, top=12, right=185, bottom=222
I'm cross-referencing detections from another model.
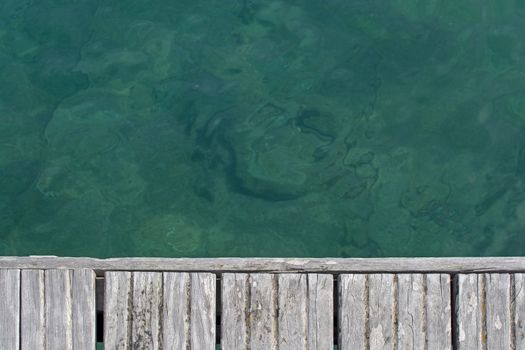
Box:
left=0, top=269, right=20, bottom=350
left=338, top=274, right=367, bottom=350
left=4, top=259, right=525, bottom=349
left=21, top=270, right=45, bottom=350
left=397, top=274, right=425, bottom=350
left=339, top=273, right=451, bottom=350
left=515, top=273, right=525, bottom=349
left=163, top=272, right=190, bottom=350
left=132, top=272, right=163, bottom=350
left=307, top=274, right=333, bottom=350
left=221, top=273, right=248, bottom=350
left=485, top=273, right=511, bottom=350
left=45, top=269, right=72, bottom=350
left=455, top=274, right=484, bottom=350
left=425, top=274, right=451, bottom=350
left=221, top=273, right=332, bottom=349
left=190, top=273, right=216, bottom=350
left=249, top=274, right=277, bottom=350
left=4, top=256, right=525, bottom=273
left=104, top=271, right=132, bottom=350
left=278, top=274, right=307, bottom=350
left=369, top=274, right=396, bottom=350
left=72, top=269, right=96, bottom=350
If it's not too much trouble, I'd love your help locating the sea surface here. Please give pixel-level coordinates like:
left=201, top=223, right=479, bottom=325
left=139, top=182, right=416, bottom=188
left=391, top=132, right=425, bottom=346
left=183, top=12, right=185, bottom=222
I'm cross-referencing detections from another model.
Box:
left=1, top=0, right=525, bottom=257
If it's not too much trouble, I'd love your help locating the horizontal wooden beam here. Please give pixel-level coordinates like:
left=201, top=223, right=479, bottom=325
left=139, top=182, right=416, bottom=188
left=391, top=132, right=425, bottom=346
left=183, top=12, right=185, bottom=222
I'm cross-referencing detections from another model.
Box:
left=1, top=256, right=525, bottom=274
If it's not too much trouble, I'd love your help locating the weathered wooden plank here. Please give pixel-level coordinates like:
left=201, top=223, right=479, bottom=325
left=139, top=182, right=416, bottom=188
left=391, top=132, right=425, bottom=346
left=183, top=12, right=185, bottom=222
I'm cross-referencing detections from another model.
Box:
left=485, top=273, right=511, bottom=349
left=45, top=269, right=72, bottom=350
left=190, top=273, right=216, bottom=350
left=163, top=272, right=190, bottom=350
left=20, top=270, right=45, bottom=350
left=104, top=271, right=131, bottom=350
left=278, top=274, right=307, bottom=350
left=132, top=272, right=163, bottom=349
left=425, top=274, right=451, bottom=350
left=0, top=269, right=20, bottom=350
left=249, top=274, right=277, bottom=350
left=4, top=256, right=525, bottom=273
left=339, top=273, right=451, bottom=350
left=221, top=273, right=248, bottom=349
left=338, top=274, right=367, bottom=350
left=72, top=269, right=96, bottom=350
left=222, top=273, right=332, bottom=349
left=515, top=273, right=525, bottom=349
left=397, top=274, right=425, bottom=350
left=307, top=274, right=333, bottom=350
left=456, top=274, right=484, bottom=350
left=368, top=274, right=395, bottom=350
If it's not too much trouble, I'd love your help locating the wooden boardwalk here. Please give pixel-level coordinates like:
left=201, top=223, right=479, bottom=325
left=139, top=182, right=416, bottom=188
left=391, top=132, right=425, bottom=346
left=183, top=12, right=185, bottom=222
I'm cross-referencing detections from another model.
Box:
left=1, top=257, right=525, bottom=349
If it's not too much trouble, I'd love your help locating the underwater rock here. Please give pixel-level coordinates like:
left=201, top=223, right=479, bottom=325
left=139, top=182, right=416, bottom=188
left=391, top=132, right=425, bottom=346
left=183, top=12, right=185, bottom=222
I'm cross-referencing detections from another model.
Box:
left=400, top=181, right=451, bottom=218
left=35, top=160, right=89, bottom=200
left=44, top=90, right=126, bottom=158
left=186, top=72, right=227, bottom=97
left=35, top=163, right=70, bottom=199
left=0, top=160, right=40, bottom=197
left=223, top=103, right=321, bottom=200
left=28, top=47, right=89, bottom=100
left=135, top=214, right=203, bottom=256
left=22, top=0, right=97, bottom=47
left=51, top=193, right=112, bottom=255
left=0, top=195, right=14, bottom=237
left=153, top=71, right=227, bottom=110
left=41, top=89, right=147, bottom=205
left=217, top=102, right=379, bottom=201
left=295, top=108, right=337, bottom=142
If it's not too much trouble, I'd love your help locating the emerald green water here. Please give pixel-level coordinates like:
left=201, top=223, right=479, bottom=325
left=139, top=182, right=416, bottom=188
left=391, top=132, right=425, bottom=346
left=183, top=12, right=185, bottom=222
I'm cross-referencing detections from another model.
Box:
left=1, top=1, right=525, bottom=258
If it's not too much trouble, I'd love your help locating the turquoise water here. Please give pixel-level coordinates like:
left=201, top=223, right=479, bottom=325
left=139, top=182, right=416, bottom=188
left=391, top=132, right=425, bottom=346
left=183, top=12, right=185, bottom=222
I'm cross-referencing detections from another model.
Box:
left=1, top=1, right=525, bottom=257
